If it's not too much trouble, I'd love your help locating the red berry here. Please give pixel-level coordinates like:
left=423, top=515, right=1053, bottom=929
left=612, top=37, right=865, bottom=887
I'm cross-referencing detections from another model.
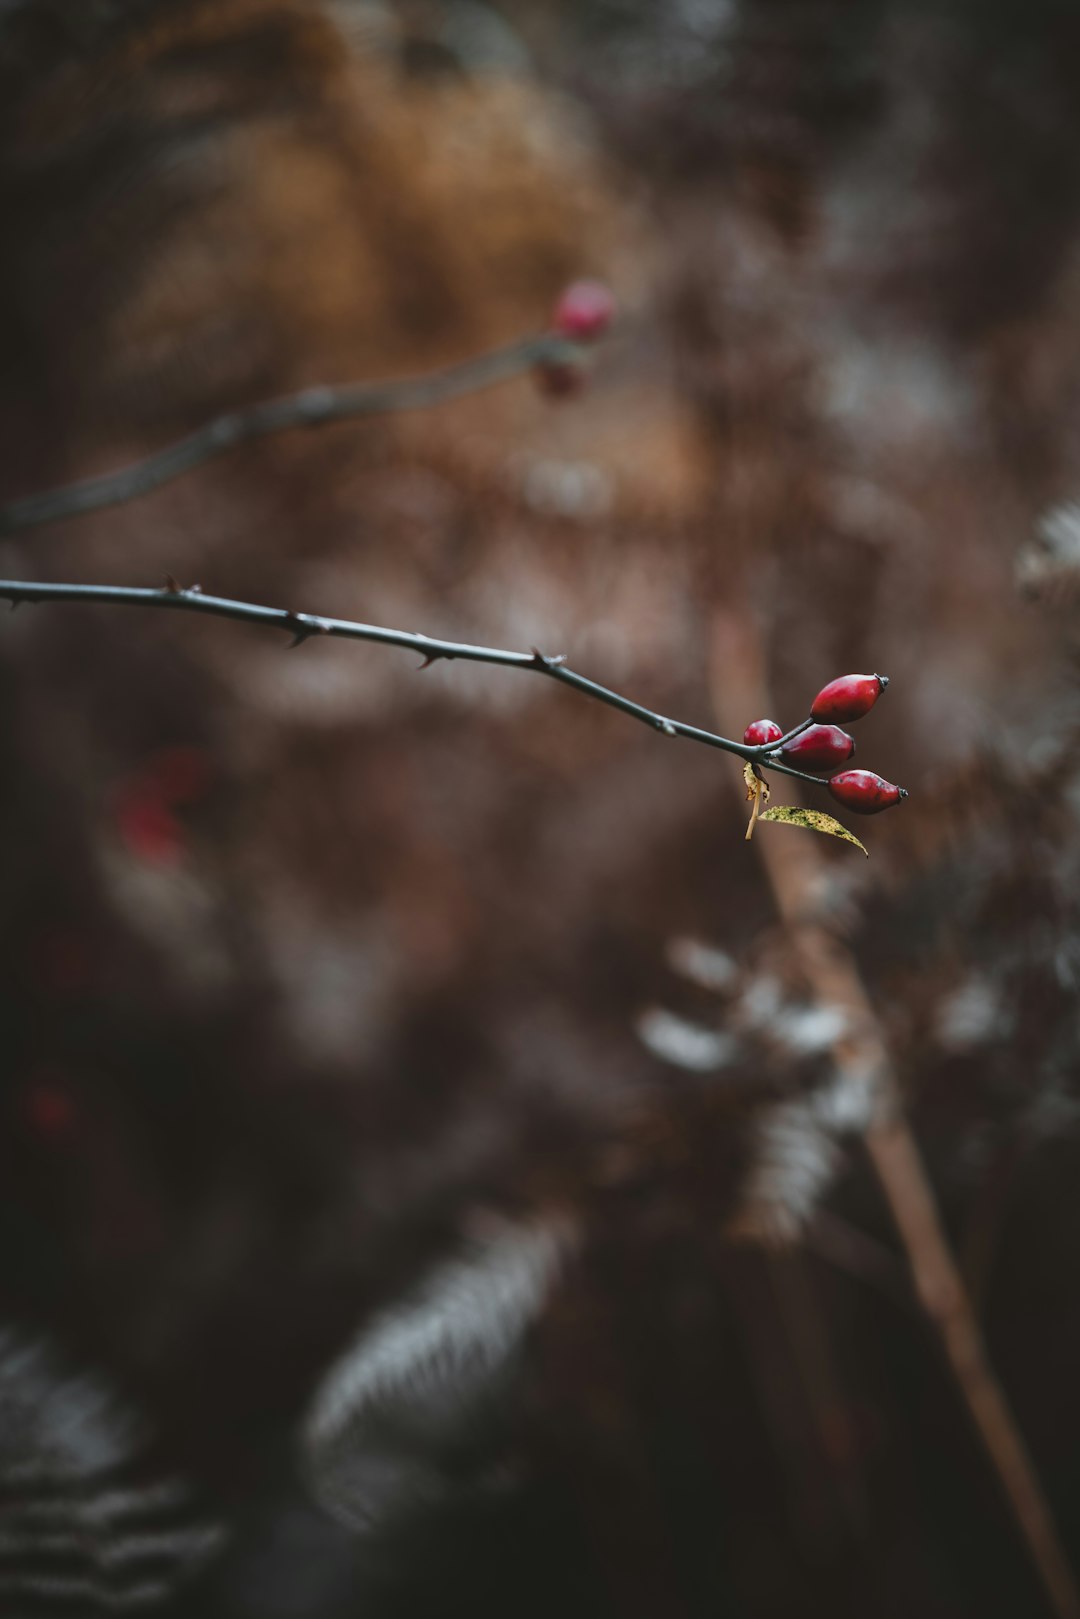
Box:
left=551, top=280, right=616, bottom=343
left=743, top=718, right=783, bottom=746
left=781, top=724, right=855, bottom=770
left=827, top=769, right=908, bottom=814
left=810, top=673, right=889, bottom=724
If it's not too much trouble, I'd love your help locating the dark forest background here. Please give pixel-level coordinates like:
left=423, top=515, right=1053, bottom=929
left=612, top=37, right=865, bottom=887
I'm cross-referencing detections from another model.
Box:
left=3, top=2, right=1080, bottom=1614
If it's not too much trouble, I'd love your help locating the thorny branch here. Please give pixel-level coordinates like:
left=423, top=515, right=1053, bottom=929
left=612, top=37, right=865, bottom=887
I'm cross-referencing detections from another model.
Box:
left=0, top=578, right=825, bottom=786
left=0, top=333, right=584, bottom=535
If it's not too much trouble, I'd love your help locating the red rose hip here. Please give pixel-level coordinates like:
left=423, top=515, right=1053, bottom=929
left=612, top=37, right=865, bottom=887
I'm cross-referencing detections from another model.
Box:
left=551, top=280, right=616, bottom=343
left=827, top=769, right=907, bottom=814
left=781, top=724, right=855, bottom=769
left=743, top=718, right=783, bottom=747
left=811, top=673, right=889, bottom=724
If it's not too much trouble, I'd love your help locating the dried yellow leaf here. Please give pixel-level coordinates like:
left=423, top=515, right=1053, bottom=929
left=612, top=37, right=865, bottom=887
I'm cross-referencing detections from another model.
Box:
left=758, top=804, right=869, bottom=857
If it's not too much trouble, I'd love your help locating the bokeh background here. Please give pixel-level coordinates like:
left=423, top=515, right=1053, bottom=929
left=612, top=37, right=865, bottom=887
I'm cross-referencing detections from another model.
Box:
left=3, top=2, right=1080, bottom=1614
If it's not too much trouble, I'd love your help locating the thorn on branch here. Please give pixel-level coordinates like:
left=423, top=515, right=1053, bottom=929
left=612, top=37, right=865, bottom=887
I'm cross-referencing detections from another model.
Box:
left=285, top=612, right=331, bottom=649
left=531, top=647, right=568, bottom=670
left=163, top=574, right=181, bottom=594
left=417, top=652, right=449, bottom=670
left=656, top=717, right=677, bottom=736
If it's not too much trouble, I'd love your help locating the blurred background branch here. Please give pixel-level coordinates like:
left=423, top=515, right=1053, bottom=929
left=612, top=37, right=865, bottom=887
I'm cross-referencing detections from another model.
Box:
left=0, top=331, right=585, bottom=535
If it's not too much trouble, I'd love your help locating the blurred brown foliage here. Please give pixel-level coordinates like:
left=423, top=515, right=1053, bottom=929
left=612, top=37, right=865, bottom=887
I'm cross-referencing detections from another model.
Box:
left=3, top=1, right=1080, bottom=1615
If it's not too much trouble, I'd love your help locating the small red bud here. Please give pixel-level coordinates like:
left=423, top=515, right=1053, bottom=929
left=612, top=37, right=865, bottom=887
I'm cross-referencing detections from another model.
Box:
left=810, top=673, right=889, bottom=724
left=827, top=769, right=908, bottom=814
left=781, top=724, right=856, bottom=770
left=551, top=280, right=616, bottom=343
left=743, top=718, right=783, bottom=746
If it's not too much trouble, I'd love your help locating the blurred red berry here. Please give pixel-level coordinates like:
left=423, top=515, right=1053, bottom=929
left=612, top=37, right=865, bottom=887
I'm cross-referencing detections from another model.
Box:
left=551, top=279, right=616, bottom=342
left=115, top=787, right=184, bottom=864
left=810, top=673, right=888, bottom=724
left=743, top=718, right=783, bottom=747
left=112, top=746, right=209, bottom=863
left=827, top=769, right=907, bottom=814
left=781, top=724, right=856, bottom=770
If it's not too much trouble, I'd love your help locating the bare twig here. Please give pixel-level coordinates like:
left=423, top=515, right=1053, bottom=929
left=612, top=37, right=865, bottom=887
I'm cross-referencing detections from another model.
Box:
left=0, top=578, right=834, bottom=788
left=0, top=333, right=582, bottom=535
left=709, top=606, right=1080, bottom=1619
